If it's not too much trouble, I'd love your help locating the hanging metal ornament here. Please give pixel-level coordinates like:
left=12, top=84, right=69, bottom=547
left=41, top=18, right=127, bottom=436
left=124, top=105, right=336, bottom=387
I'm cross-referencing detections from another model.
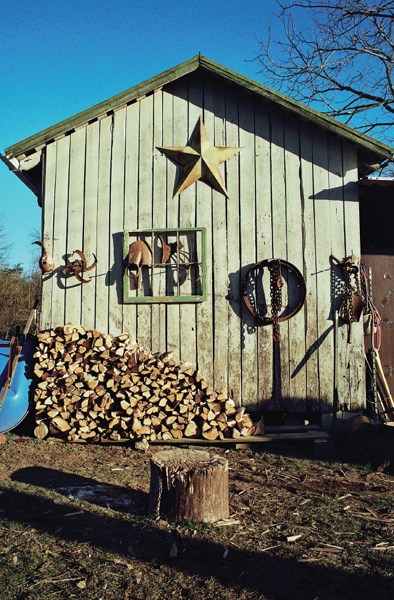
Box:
left=242, top=258, right=306, bottom=342
left=330, top=254, right=365, bottom=342
left=33, top=240, right=55, bottom=273
left=63, top=250, right=97, bottom=284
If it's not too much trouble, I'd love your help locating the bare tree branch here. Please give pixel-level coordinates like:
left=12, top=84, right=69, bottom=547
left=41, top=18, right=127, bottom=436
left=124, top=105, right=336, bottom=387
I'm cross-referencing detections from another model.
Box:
left=0, top=215, right=11, bottom=267
left=255, top=0, right=394, bottom=146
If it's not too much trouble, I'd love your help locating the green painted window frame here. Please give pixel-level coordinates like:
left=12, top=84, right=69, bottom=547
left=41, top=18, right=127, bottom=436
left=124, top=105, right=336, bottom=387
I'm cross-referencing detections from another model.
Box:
left=123, top=228, right=206, bottom=304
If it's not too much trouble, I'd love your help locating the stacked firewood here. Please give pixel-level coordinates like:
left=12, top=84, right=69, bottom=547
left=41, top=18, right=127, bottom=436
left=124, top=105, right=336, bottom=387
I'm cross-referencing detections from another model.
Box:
left=33, top=325, right=256, bottom=442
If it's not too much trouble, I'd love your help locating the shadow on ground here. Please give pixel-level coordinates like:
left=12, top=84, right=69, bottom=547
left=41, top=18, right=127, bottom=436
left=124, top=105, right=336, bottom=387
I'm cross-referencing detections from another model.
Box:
left=2, top=466, right=394, bottom=600
left=11, top=466, right=147, bottom=513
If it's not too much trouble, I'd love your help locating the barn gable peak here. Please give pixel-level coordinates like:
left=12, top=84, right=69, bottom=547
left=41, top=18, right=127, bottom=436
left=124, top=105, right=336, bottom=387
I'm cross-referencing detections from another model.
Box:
left=3, top=54, right=393, bottom=184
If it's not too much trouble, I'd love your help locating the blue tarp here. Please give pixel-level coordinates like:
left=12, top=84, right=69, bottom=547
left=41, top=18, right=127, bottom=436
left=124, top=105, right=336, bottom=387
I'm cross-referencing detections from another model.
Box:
left=0, top=339, right=35, bottom=433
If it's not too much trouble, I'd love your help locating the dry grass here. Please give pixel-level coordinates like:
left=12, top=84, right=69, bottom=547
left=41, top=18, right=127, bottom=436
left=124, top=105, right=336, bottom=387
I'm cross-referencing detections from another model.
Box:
left=1, top=433, right=394, bottom=599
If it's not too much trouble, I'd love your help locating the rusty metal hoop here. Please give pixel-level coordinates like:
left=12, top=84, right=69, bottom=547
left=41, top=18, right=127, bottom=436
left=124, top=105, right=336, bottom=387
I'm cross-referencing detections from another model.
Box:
left=242, top=258, right=306, bottom=324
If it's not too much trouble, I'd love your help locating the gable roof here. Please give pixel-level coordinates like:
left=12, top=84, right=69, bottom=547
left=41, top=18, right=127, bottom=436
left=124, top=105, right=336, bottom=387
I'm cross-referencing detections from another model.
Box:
left=4, top=54, right=393, bottom=168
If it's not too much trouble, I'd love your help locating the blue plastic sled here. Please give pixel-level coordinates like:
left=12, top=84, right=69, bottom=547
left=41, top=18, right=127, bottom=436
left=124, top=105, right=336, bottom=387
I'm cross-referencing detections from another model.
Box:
left=0, top=339, right=35, bottom=433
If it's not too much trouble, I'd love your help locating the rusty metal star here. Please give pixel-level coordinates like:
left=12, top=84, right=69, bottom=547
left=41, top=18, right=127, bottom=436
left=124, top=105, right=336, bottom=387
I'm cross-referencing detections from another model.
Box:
left=157, top=116, right=243, bottom=199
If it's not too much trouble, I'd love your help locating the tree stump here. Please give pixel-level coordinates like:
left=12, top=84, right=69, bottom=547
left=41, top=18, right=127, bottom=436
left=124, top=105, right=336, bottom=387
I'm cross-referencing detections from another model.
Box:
left=149, top=449, right=229, bottom=523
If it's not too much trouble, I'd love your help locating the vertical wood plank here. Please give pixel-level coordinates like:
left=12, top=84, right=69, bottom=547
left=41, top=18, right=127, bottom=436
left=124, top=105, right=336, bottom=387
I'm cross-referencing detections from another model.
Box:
left=328, top=135, right=348, bottom=408
left=284, top=114, right=306, bottom=411
left=254, top=100, right=273, bottom=408
left=123, top=101, right=140, bottom=339
left=51, top=136, right=70, bottom=327
left=109, top=107, right=126, bottom=336
left=212, top=78, right=228, bottom=392
left=95, top=115, right=112, bottom=333
left=225, top=85, right=242, bottom=404
left=270, top=106, right=289, bottom=408
left=41, top=143, right=56, bottom=330
left=239, top=93, right=257, bottom=408
left=137, top=95, right=154, bottom=351
left=196, top=75, right=214, bottom=387
left=65, top=128, right=86, bottom=326
left=162, top=86, right=179, bottom=359
left=312, top=126, right=332, bottom=411
left=152, top=89, right=167, bottom=354
left=82, top=121, right=99, bottom=331
left=166, top=80, right=185, bottom=362
left=178, top=75, right=199, bottom=365
left=343, top=141, right=365, bottom=410
left=300, top=123, right=319, bottom=410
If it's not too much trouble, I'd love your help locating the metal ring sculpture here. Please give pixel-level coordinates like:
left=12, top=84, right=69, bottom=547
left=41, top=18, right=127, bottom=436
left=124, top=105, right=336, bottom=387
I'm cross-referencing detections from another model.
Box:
left=242, top=259, right=306, bottom=339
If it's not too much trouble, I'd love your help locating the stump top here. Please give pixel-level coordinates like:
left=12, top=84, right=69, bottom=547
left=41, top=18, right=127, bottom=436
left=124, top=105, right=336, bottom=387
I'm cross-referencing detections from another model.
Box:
left=151, top=449, right=228, bottom=473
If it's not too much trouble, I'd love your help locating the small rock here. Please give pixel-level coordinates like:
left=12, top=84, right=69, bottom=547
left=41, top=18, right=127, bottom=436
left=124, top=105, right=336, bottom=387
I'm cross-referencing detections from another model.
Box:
left=287, top=534, right=302, bottom=543
left=76, top=580, right=86, bottom=589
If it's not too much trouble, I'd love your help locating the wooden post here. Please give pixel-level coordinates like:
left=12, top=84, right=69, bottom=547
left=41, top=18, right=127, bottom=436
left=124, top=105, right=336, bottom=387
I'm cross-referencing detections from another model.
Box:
left=149, top=449, right=229, bottom=523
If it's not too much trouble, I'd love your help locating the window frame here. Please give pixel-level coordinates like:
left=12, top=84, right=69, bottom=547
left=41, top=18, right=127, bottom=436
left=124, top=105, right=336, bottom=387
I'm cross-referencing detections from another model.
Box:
left=123, top=227, right=207, bottom=304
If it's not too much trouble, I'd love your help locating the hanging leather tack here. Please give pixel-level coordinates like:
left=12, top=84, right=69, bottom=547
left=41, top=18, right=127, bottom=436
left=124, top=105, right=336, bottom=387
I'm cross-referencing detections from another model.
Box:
left=330, top=254, right=365, bottom=343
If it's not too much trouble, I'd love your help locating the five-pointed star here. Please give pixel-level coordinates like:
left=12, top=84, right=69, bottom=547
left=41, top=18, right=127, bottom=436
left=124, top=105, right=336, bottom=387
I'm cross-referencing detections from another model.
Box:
left=157, top=116, right=243, bottom=199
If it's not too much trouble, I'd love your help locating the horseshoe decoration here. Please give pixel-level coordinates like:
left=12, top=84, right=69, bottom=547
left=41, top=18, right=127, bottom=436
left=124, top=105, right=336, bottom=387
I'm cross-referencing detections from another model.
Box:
left=63, top=250, right=97, bottom=284
left=242, top=258, right=306, bottom=340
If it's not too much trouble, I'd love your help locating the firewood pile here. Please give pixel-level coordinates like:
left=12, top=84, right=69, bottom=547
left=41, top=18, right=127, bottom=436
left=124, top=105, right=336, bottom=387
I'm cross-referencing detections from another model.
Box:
left=33, top=325, right=256, bottom=443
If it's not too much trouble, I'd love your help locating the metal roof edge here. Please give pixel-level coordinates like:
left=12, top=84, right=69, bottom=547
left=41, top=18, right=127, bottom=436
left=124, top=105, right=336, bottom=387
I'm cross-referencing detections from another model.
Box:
left=5, top=53, right=394, bottom=163
left=5, top=55, right=201, bottom=159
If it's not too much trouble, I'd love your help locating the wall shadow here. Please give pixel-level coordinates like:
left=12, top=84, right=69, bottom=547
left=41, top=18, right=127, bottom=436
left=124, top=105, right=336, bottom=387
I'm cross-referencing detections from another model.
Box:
left=167, top=72, right=359, bottom=176
left=107, top=232, right=124, bottom=304
left=11, top=466, right=147, bottom=514
left=2, top=474, right=393, bottom=599
left=312, top=182, right=359, bottom=202
left=291, top=325, right=334, bottom=380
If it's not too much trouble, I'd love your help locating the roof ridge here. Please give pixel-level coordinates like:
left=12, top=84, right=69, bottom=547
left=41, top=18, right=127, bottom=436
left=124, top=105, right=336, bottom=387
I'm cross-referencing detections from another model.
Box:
left=4, top=54, right=393, bottom=163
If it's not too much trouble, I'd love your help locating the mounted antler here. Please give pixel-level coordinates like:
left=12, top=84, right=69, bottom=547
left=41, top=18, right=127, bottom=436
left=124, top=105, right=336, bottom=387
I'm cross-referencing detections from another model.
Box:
left=125, top=240, right=152, bottom=288
left=33, top=241, right=55, bottom=273
left=63, top=250, right=97, bottom=284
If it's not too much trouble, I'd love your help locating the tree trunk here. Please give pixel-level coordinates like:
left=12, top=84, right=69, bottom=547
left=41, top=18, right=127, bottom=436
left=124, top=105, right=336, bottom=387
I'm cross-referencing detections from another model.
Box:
left=149, top=449, right=229, bottom=523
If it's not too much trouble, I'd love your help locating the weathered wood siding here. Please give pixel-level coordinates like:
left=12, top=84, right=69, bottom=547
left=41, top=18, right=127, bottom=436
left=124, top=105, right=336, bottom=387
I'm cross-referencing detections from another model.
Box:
left=40, top=71, right=365, bottom=412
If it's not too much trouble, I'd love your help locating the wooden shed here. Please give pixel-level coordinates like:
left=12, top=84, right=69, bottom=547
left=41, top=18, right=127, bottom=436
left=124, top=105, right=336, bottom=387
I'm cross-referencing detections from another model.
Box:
left=3, top=55, right=393, bottom=423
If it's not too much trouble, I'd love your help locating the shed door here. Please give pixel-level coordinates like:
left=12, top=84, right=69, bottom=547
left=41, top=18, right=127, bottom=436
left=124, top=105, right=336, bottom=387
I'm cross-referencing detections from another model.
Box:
left=361, top=252, right=394, bottom=401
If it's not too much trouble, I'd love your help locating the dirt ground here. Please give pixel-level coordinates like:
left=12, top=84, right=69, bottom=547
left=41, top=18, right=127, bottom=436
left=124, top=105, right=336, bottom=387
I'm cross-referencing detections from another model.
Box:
left=1, top=431, right=394, bottom=600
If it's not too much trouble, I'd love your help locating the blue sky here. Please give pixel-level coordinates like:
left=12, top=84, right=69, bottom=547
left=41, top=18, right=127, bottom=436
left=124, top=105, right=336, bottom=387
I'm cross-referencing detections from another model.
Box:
left=1, top=0, right=279, bottom=270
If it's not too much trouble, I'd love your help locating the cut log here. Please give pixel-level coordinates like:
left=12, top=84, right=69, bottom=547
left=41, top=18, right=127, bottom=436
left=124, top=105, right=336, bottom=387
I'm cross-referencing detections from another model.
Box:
left=34, top=423, right=49, bottom=439
left=149, top=449, right=229, bottom=523
left=33, top=326, right=255, bottom=443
